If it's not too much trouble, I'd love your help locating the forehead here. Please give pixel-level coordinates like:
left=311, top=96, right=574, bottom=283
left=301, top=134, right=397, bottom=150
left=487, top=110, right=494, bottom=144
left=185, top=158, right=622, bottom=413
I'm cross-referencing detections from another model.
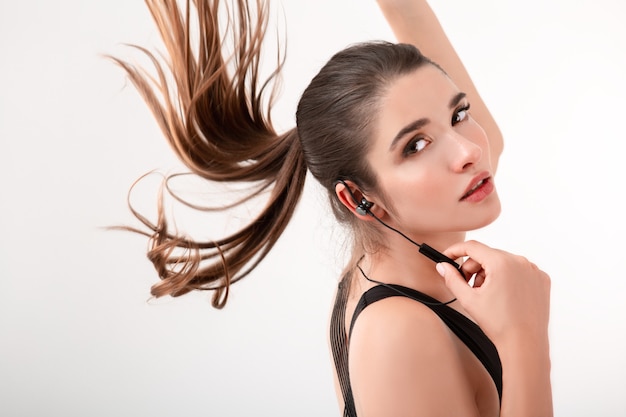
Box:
left=381, top=65, right=458, bottom=121
left=372, top=65, right=459, bottom=144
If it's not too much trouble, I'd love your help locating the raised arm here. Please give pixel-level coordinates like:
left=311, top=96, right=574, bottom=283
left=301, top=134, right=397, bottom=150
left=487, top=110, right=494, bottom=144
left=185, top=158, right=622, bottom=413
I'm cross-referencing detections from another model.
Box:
left=376, top=0, right=503, bottom=173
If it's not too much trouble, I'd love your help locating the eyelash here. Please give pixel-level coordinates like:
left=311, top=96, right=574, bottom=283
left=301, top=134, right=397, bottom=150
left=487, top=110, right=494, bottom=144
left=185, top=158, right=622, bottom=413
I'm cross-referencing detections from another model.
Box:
left=402, top=103, right=471, bottom=157
left=402, top=136, right=431, bottom=157
left=452, top=103, right=471, bottom=125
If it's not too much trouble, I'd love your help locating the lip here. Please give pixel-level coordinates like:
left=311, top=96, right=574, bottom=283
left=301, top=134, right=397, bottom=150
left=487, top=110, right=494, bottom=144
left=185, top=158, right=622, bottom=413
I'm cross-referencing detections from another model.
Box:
left=460, top=172, right=494, bottom=202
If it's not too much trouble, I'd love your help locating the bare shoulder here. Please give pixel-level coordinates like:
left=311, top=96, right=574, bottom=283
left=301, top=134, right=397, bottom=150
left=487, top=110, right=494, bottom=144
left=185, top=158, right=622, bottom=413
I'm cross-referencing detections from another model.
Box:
left=349, top=296, right=480, bottom=416
left=349, top=296, right=456, bottom=367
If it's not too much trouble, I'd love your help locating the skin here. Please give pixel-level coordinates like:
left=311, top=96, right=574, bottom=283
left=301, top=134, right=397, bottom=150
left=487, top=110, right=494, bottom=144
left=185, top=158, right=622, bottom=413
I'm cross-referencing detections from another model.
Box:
left=330, top=1, right=553, bottom=416
left=336, top=66, right=502, bottom=417
left=374, top=0, right=504, bottom=174
left=368, top=65, right=501, bottom=243
left=337, top=64, right=501, bottom=303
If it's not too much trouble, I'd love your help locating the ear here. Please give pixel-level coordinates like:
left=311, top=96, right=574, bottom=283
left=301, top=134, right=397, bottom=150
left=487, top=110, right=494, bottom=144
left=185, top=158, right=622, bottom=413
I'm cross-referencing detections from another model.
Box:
left=334, top=181, right=386, bottom=221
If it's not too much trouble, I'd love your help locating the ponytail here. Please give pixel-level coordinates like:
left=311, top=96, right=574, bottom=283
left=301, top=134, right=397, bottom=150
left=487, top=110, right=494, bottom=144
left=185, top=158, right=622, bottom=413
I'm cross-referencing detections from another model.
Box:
left=111, top=0, right=306, bottom=308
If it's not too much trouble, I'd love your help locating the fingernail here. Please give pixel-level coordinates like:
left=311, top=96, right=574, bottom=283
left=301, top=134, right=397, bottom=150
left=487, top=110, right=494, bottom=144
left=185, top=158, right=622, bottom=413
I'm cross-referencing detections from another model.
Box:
left=436, top=263, right=446, bottom=277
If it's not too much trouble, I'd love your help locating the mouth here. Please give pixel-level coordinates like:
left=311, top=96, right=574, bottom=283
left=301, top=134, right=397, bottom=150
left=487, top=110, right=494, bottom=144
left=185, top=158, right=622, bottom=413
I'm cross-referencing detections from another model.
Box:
left=460, top=174, right=492, bottom=201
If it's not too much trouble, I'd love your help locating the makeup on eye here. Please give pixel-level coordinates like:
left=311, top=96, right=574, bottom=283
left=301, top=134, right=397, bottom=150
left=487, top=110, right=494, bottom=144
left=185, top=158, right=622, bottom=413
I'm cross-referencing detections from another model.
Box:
left=389, top=91, right=470, bottom=152
left=398, top=101, right=471, bottom=157
left=452, top=103, right=471, bottom=125
left=402, top=135, right=431, bottom=157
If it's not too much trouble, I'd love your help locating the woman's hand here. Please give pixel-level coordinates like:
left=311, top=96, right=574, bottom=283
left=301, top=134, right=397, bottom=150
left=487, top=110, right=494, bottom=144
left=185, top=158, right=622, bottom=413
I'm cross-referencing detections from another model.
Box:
left=437, top=240, right=553, bottom=417
left=436, top=240, right=551, bottom=343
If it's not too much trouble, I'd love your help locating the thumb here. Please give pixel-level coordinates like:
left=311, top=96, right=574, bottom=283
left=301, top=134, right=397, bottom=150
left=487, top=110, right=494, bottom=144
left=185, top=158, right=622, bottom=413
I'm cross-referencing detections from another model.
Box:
left=436, top=263, right=472, bottom=301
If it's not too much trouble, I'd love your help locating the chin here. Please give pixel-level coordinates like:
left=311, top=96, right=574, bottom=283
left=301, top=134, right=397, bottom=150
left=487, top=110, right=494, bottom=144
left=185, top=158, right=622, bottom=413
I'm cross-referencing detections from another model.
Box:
left=470, top=198, right=502, bottom=230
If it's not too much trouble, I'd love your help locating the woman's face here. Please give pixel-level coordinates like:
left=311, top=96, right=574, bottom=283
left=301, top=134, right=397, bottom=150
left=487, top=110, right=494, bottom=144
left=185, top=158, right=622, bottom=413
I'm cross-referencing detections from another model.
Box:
left=367, top=65, right=501, bottom=238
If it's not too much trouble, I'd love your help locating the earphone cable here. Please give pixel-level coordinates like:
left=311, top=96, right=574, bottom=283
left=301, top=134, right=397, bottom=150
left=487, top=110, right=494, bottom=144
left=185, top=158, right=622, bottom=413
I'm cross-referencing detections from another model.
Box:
left=356, top=257, right=457, bottom=307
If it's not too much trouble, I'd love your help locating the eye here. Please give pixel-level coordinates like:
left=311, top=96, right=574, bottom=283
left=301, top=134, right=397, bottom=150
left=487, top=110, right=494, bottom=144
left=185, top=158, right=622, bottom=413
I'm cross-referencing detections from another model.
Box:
left=452, top=104, right=471, bottom=125
left=403, top=136, right=431, bottom=156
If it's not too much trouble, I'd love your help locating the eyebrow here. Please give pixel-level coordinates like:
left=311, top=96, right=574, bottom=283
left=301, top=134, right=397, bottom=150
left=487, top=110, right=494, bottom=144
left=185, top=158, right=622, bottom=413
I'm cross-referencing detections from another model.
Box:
left=449, top=92, right=467, bottom=109
left=388, top=92, right=468, bottom=151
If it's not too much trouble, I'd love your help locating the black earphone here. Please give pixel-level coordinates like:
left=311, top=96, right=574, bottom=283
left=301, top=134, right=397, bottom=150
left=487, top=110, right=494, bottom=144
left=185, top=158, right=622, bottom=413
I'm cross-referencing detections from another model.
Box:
left=355, top=198, right=374, bottom=216
left=337, top=180, right=465, bottom=278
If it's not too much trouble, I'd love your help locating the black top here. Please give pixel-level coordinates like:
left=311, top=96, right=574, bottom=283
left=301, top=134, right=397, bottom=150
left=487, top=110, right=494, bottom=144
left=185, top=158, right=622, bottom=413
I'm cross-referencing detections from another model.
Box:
left=330, top=278, right=502, bottom=417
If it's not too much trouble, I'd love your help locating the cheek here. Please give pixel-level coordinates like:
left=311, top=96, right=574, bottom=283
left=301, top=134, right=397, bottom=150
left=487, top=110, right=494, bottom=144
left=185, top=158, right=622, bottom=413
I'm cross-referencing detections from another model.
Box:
left=384, top=166, right=453, bottom=218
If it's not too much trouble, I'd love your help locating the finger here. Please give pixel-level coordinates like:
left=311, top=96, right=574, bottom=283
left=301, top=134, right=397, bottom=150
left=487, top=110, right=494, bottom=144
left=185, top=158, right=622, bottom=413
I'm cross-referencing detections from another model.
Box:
left=472, top=271, right=486, bottom=288
left=460, top=257, right=482, bottom=279
left=436, top=262, right=472, bottom=301
left=443, top=240, right=497, bottom=268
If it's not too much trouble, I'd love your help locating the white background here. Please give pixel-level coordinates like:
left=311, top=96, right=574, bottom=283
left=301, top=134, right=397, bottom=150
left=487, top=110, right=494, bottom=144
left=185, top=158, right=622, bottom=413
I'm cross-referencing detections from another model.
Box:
left=1, top=0, right=625, bottom=416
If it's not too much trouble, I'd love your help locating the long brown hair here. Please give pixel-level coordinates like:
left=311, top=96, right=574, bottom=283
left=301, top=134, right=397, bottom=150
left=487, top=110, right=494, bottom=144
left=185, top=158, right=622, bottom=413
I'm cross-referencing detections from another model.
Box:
left=112, top=0, right=434, bottom=308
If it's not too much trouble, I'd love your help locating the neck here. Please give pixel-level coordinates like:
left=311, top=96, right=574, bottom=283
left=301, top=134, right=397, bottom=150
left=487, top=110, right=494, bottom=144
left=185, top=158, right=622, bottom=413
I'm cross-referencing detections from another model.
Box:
left=362, top=229, right=465, bottom=302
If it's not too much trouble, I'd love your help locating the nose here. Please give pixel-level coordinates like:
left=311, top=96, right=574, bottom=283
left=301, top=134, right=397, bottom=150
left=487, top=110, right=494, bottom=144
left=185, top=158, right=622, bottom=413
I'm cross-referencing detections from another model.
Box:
left=448, top=131, right=483, bottom=172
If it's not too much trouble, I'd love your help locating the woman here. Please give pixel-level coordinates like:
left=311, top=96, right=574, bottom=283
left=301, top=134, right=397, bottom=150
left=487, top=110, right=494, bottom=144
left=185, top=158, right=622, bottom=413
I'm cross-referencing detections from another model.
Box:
left=113, top=0, right=553, bottom=415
